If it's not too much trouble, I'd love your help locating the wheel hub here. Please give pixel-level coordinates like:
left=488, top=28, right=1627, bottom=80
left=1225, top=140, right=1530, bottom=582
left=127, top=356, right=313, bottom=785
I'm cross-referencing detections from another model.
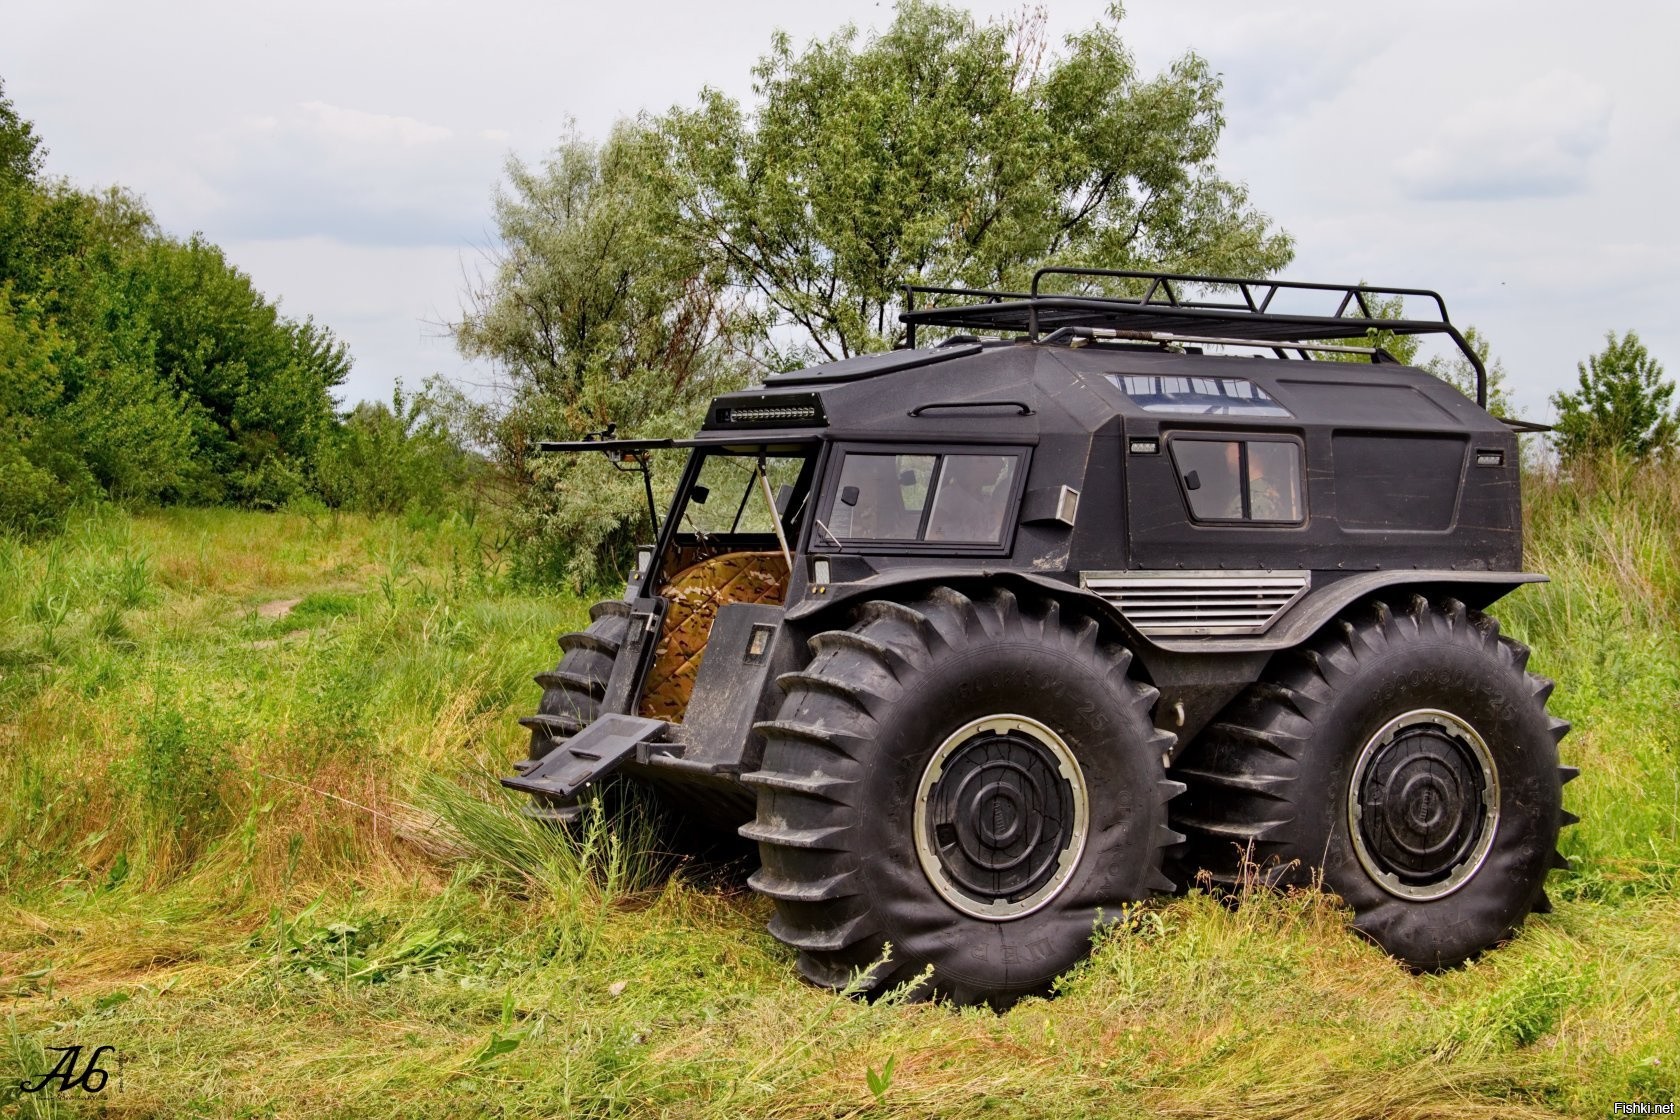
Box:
left=915, top=715, right=1088, bottom=921
left=1349, top=709, right=1499, bottom=900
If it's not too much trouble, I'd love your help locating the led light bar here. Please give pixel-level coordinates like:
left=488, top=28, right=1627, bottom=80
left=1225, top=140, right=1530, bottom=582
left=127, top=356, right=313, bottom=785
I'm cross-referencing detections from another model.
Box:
left=706, top=391, right=827, bottom=429
left=721, top=405, right=819, bottom=424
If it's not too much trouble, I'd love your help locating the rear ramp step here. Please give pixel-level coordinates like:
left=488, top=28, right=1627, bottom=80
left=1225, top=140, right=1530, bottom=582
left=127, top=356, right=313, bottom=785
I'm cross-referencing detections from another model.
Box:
left=500, top=714, right=670, bottom=800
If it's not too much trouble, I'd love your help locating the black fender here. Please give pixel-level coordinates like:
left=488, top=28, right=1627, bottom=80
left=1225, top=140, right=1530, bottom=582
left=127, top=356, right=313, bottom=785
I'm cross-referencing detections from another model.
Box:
left=1144, top=570, right=1548, bottom=655
left=781, top=567, right=1547, bottom=753
left=784, top=565, right=1158, bottom=662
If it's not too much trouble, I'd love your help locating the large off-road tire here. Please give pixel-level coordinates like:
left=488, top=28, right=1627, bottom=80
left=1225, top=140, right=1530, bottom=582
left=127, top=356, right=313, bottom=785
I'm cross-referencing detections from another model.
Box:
left=522, top=600, right=632, bottom=760
left=744, top=586, right=1181, bottom=1008
left=518, top=601, right=633, bottom=820
left=1171, top=594, right=1576, bottom=968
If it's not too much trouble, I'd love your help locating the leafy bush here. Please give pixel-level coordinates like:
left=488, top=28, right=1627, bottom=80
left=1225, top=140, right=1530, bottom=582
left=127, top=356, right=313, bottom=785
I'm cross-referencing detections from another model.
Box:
left=128, top=702, right=229, bottom=859
left=1552, top=330, right=1677, bottom=464
left=0, top=80, right=356, bottom=532
left=313, top=379, right=481, bottom=516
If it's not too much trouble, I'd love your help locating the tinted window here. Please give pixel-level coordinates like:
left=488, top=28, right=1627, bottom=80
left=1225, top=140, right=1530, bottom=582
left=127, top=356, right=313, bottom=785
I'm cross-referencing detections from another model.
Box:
left=1111, top=374, right=1292, bottom=417
left=1170, top=437, right=1304, bottom=524
left=824, top=451, right=1020, bottom=546
left=925, top=454, right=1017, bottom=542
left=828, top=453, right=935, bottom=540
left=1172, top=440, right=1245, bottom=520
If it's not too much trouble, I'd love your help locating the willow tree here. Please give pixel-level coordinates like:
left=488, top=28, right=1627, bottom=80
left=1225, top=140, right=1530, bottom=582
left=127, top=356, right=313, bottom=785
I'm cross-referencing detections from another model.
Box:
left=455, top=122, right=762, bottom=585
left=663, top=1, right=1293, bottom=364
left=457, top=3, right=1294, bottom=583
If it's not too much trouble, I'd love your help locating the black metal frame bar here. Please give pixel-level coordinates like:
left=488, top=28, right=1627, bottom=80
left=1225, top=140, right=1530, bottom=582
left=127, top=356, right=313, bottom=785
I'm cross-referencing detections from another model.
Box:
left=900, top=267, right=1488, bottom=407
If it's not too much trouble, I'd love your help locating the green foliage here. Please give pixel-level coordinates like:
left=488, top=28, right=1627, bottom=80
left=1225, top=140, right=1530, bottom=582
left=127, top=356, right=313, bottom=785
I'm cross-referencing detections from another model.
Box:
left=128, top=235, right=349, bottom=504
left=456, top=124, right=754, bottom=586
left=462, top=3, right=1291, bottom=584
left=128, top=702, right=228, bottom=851
left=1552, top=329, right=1677, bottom=464
left=0, top=288, right=92, bottom=532
left=457, top=125, right=752, bottom=427
left=266, top=903, right=471, bottom=986
left=663, top=1, right=1292, bottom=362
left=0, top=77, right=44, bottom=185
left=866, top=1053, right=897, bottom=1104
left=0, top=81, right=373, bottom=532
left=313, top=379, right=481, bottom=515
left=1507, top=454, right=1680, bottom=901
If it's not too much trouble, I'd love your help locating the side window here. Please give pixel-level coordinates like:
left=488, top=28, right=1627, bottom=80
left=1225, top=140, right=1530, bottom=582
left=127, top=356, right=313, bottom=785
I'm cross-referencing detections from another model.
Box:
left=823, top=450, right=1023, bottom=546
left=1170, top=437, right=1304, bottom=524
left=829, top=453, right=935, bottom=540
left=925, top=454, right=1017, bottom=542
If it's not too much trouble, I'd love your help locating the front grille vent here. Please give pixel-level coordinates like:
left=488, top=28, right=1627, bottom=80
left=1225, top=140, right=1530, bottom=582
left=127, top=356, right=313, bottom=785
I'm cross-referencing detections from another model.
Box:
left=1081, top=570, right=1310, bottom=637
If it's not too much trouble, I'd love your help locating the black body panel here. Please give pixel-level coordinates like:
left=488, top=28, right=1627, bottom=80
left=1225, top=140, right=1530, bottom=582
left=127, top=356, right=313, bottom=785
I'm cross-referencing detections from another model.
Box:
left=538, top=270, right=1536, bottom=774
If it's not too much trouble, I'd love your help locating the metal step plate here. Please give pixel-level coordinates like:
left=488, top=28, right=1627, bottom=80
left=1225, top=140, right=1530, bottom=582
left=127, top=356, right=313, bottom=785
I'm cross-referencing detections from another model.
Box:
left=500, top=713, right=669, bottom=800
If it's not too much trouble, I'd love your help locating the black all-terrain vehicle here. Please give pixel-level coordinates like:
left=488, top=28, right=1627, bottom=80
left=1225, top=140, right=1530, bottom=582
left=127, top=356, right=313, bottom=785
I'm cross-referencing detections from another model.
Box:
left=504, top=268, right=1575, bottom=1007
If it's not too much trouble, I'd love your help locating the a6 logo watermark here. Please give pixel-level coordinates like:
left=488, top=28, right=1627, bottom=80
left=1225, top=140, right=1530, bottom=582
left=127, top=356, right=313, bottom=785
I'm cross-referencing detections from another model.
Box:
left=17, top=1044, right=120, bottom=1095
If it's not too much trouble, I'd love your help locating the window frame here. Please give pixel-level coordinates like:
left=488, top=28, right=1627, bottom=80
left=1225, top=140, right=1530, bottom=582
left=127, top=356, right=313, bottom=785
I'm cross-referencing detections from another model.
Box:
left=666, top=447, right=821, bottom=544
left=1166, top=431, right=1308, bottom=527
left=811, top=443, right=1031, bottom=555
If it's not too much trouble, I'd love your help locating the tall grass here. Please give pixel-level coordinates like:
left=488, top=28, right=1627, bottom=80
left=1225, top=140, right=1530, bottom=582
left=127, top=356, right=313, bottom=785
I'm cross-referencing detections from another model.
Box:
left=1503, top=454, right=1680, bottom=899
left=0, top=505, right=588, bottom=900
left=0, top=462, right=1677, bottom=1117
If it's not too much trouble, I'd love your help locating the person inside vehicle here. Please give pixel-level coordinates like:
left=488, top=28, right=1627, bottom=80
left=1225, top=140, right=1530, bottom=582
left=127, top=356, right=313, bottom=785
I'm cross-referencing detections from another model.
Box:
left=1246, top=442, right=1298, bottom=521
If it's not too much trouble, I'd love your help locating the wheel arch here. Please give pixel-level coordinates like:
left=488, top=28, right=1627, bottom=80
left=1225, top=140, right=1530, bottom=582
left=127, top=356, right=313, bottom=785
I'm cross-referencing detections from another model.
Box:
left=786, top=568, right=1159, bottom=668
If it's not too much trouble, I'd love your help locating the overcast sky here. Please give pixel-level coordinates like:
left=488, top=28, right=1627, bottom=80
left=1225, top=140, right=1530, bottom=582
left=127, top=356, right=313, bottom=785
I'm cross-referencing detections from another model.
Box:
left=4, top=0, right=1674, bottom=420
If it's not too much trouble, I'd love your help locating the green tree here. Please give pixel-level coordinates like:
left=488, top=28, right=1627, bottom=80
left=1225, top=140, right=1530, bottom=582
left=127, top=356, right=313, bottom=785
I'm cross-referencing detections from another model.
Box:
left=313, top=378, right=479, bottom=515
left=0, top=285, right=90, bottom=531
left=456, top=123, right=759, bottom=586
left=1, top=80, right=359, bottom=528
left=457, top=122, right=754, bottom=458
left=1421, top=324, right=1515, bottom=420
left=0, top=78, right=45, bottom=292
left=663, top=1, right=1292, bottom=363
left=1552, top=330, right=1676, bottom=463
left=131, top=235, right=350, bottom=504
left=0, top=77, right=43, bottom=185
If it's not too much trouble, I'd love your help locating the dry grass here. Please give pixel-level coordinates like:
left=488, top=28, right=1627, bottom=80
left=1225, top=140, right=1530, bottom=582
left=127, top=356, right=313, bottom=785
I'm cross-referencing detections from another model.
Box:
left=0, top=490, right=1676, bottom=1118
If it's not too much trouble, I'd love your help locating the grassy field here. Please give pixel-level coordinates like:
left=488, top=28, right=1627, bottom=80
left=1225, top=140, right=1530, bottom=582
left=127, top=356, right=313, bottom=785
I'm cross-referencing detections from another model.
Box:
left=0, top=466, right=1676, bottom=1118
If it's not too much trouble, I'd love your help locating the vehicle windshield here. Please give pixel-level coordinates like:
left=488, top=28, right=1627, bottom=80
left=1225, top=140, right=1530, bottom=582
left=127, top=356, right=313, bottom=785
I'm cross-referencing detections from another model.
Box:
left=675, top=450, right=814, bottom=542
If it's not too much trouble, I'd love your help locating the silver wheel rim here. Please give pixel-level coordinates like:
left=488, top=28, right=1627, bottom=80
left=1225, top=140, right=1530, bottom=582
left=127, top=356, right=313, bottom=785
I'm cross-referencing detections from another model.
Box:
left=913, top=714, right=1090, bottom=921
left=1348, top=708, right=1500, bottom=901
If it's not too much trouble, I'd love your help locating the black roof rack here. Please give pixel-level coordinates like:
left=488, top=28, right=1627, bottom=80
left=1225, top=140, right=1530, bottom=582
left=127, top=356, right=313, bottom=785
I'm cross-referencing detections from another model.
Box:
left=900, top=267, right=1490, bottom=408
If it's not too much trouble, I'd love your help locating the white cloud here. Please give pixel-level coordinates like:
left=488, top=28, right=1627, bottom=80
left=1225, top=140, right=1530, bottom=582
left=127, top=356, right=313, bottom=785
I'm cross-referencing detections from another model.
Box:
left=4, top=0, right=1676, bottom=410
left=1395, top=71, right=1613, bottom=201
left=296, top=101, right=453, bottom=147
left=194, top=102, right=502, bottom=246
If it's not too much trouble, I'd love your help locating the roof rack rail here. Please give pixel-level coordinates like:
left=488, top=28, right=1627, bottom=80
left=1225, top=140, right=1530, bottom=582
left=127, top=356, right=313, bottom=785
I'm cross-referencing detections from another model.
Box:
left=900, top=267, right=1490, bottom=408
